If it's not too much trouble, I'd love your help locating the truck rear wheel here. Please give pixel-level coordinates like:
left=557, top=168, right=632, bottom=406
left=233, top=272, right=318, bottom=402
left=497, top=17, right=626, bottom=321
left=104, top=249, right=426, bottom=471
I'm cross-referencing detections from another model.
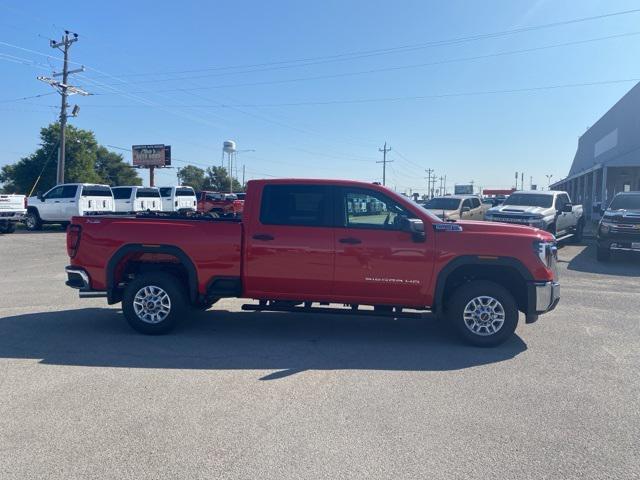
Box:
left=0, top=222, right=15, bottom=234
left=122, top=273, right=187, bottom=334
left=446, top=280, right=518, bottom=347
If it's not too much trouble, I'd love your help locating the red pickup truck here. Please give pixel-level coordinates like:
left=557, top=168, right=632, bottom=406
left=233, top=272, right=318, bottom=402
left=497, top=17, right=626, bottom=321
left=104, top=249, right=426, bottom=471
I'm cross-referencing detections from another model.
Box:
left=196, top=191, right=244, bottom=217
left=65, top=179, right=559, bottom=346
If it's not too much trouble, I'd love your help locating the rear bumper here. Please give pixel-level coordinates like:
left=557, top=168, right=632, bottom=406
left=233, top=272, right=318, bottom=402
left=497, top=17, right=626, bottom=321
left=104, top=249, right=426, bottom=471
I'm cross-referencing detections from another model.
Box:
left=65, top=266, right=107, bottom=298
left=525, top=280, right=560, bottom=323
left=0, top=211, right=25, bottom=221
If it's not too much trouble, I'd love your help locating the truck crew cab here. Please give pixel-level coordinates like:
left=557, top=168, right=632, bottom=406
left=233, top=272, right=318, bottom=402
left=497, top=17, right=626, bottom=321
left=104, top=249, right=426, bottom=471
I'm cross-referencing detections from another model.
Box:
left=64, top=179, right=560, bottom=347
left=26, top=183, right=114, bottom=230
left=158, top=186, right=197, bottom=213
left=597, top=191, right=640, bottom=261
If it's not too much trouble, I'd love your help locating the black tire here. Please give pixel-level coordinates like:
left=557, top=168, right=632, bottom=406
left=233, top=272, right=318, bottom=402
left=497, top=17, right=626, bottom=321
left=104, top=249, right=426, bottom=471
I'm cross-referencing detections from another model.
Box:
left=546, top=223, right=557, bottom=237
left=596, top=246, right=611, bottom=262
left=0, top=222, right=15, bottom=234
left=569, top=220, right=584, bottom=244
left=24, top=210, right=42, bottom=231
left=446, top=280, right=519, bottom=347
left=122, top=273, right=188, bottom=334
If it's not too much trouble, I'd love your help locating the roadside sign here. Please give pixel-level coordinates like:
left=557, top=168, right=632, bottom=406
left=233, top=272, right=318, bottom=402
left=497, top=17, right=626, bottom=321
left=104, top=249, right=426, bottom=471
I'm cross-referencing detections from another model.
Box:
left=132, top=144, right=170, bottom=167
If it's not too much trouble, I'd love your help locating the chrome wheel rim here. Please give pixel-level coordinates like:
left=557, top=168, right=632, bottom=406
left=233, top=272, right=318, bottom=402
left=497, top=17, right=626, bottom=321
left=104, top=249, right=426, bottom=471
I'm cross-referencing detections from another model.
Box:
left=133, top=285, right=171, bottom=324
left=26, top=214, right=35, bottom=228
left=463, top=296, right=505, bottom=336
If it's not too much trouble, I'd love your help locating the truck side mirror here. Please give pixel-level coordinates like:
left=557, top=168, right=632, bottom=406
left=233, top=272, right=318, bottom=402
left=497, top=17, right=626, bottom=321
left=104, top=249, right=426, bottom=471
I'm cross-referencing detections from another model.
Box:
left=461, top=206, right=470, bottom=213
left=562, top=203, right=573, bottom=213
left=400, top=216, right=426, bottom=242
left=37, top=191, right=44, bottom=201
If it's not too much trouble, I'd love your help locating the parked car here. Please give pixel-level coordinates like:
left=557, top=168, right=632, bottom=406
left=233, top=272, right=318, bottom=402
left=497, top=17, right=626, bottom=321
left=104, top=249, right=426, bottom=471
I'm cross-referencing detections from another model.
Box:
left=112, top=186, right=163, bottom=213
left=596, top=191, right=640, bottom=261
left=25, top=183, right=114, bottom=231
left=64, top=179, right=560, bottom=347
left=0, top=193, right=27, bottom=233
left=159, top=186, right=197, bottom=213
left=196, top=191, right=244, bottom=217
left=485, top=191, right=584, bottom=241
left=423, top=195, right=488, bottom=221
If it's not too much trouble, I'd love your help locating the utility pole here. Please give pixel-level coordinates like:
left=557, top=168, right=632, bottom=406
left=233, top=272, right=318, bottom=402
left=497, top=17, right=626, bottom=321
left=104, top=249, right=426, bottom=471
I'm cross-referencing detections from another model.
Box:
left=377, top=142, right=392, bottom=186
left=530, top=176, right=533, bottom=190
left=242, top=164, right=246, bottom=189
left=37, top=31, right=87, bottom=185
left=521, top=172, right=524, bottom=191
left=515, top=171, right=519, bottom=190
left=443, top=175, right=447, bottom=195
left=425, top=168, right=434, bottom=198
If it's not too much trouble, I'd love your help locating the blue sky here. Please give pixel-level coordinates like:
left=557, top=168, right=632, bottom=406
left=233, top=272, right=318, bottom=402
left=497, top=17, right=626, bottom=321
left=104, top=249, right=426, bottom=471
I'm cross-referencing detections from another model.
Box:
left=1, top=0, right=640, bottom=193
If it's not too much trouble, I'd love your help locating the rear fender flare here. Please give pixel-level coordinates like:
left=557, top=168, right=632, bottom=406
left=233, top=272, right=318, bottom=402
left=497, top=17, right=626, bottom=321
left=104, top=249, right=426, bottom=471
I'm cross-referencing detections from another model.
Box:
left=106, top=244, right=198, bottom=304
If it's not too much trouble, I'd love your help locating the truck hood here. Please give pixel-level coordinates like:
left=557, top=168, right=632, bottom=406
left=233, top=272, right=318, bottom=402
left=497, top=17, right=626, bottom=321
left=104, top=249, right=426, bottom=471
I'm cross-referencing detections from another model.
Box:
left=603, top=209, right=640, bottom=223
left=453, top=219, right=555, bottom=241
left=488, top=205, right=551, bottom=216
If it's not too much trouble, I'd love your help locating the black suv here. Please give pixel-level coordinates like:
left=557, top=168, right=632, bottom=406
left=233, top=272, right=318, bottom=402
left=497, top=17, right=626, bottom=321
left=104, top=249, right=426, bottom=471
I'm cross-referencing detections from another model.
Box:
left=597, top=192, right=640, bottom=261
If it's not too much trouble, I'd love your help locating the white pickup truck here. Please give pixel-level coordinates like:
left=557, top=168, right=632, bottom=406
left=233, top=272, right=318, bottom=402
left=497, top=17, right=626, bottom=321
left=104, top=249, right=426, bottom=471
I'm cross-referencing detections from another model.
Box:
left=159, top=186, right=197, bottom=213
left=0, top=193, right=27, bottom=233
left=112, top=186, right=163, bottom=213
left=485, top=190, right=584, bottom=241
left=25, top=183, right=114, bottom=230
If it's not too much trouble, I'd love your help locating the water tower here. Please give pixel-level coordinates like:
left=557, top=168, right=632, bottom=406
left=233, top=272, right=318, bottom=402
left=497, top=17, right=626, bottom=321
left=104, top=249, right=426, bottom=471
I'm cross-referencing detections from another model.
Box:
left=222, top=140, right=236, bottom=193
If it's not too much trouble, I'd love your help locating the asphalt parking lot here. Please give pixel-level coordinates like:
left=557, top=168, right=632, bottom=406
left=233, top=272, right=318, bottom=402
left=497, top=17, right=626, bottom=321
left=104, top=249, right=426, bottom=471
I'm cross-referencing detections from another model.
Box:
left=0, top=230, right=638, bottom=479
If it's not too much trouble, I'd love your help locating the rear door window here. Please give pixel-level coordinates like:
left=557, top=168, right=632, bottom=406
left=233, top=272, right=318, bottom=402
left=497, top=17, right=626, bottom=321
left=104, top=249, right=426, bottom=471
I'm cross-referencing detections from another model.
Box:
left=136, top=188, right=160, bottom=198
left=112, top=188, right=132, bottom=200
left=260, top=184, right=332, bottom=227
left=470, top=197, right=481, bottom=208
left=176, top=187, right=195, bottom=196
left=81, top=186, right=111, bottom=197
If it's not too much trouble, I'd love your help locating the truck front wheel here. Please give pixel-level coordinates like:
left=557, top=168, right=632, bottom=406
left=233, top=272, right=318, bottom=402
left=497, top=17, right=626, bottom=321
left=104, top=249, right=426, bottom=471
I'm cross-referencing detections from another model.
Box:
left=122, top=273, right=187, bottom=334
left=24, top=210, right=42, bottom=231
left=446, top=280, right=519, bottom=347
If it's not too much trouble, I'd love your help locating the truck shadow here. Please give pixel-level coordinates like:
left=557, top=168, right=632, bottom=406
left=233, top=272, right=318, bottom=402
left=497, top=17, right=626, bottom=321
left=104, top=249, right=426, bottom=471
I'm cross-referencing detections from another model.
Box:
left=565, top=242, right=640, bottom=277
left=0, top=308, right=527, bottom=380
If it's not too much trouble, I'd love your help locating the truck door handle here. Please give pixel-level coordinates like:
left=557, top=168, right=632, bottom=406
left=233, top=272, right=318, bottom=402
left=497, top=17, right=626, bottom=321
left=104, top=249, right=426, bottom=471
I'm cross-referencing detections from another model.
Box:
left=339, top=237, right=362, bottom=245
left=252, top=234, right=274, bottom=241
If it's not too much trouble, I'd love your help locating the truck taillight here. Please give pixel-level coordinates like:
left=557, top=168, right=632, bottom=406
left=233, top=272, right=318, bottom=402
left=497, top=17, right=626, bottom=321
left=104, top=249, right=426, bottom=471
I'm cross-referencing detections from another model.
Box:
left=23, top=197, right=27, bottom=209
left=67, top=225, right=82, bottom=258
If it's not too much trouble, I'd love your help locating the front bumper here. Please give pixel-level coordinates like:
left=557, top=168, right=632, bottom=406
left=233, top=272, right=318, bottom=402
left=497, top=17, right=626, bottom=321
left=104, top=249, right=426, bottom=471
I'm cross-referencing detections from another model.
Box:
left=526, top=280, right=560, bottom=323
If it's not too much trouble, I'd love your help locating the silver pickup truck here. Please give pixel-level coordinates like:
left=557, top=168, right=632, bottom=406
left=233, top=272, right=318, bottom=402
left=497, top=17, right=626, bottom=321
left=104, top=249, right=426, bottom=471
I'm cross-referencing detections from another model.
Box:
left=485, top=190, right=584, bottom=241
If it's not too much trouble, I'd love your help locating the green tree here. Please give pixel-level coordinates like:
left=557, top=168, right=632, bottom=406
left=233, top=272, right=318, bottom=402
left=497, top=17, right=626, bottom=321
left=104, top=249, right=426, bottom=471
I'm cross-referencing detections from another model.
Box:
left=95, top=147, right=141, bottom=187
left=177, top=165, right=207, bottom=191
left=204, top=166, right=242, bottom=192
left=0, top=123, right=141, bottom=194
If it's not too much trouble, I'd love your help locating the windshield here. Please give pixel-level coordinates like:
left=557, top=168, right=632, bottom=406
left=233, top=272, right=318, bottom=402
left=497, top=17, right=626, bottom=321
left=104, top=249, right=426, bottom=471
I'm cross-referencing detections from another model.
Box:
left=609, top=194, right=640, bottom=210
left=424, top=198, right=461, bottom=210
left=503, top=194, right=553, bottom=208
left=176, top=187, right=195, bottom=196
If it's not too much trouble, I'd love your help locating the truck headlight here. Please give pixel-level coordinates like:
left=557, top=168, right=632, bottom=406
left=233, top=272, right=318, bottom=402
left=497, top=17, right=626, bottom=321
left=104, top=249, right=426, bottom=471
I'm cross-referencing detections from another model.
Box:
left=599, top=220, right=614, bottom=234
left=534, top=240, right=556, bottom=268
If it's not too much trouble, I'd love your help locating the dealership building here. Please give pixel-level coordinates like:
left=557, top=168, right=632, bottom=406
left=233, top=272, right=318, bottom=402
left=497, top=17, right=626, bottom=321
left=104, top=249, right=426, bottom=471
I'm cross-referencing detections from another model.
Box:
left=551, top=82, right=640, bottom=219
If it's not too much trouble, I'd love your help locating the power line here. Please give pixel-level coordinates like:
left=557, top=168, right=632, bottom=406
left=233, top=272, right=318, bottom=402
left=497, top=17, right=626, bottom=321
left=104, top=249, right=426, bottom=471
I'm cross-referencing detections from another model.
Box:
left=84, top=7, right=640, bottom=82
left=63, top=77, right=640, bottom=109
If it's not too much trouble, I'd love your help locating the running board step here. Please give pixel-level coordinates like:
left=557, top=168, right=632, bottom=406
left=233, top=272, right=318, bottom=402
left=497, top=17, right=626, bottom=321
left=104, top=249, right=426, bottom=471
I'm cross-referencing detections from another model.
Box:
left=241, top=303, right=430, bottom=319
